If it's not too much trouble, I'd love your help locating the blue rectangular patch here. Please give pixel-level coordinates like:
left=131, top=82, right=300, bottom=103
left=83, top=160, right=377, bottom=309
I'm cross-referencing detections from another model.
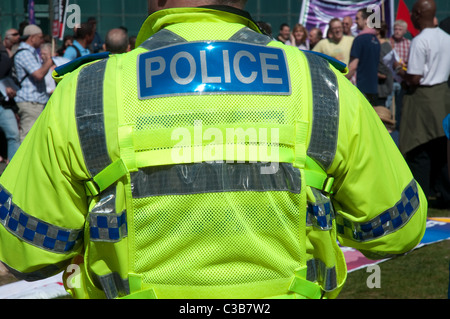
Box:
left=137, top=41, right=291, bottom=99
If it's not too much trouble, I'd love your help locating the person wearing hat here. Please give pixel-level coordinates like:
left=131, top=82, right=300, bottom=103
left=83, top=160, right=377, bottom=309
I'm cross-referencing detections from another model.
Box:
left=13, top=24, right=54, bottom=142
left=374, top=106, right=399, bottom=145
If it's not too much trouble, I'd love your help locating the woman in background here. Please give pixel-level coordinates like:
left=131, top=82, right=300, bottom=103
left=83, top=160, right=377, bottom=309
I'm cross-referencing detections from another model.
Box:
left=286, top=23, right=309, bottom=50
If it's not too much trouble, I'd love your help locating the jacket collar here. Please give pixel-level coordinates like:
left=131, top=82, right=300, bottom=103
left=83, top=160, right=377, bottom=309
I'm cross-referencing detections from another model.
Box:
left=135, top=6, right=262, bottom=47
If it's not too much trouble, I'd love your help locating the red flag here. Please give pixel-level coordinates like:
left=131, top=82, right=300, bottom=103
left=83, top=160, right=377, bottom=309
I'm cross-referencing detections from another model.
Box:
left=396, top=0, right=420, bottom=37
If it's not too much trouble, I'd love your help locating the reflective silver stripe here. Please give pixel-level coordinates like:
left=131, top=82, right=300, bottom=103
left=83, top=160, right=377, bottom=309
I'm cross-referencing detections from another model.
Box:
left=228, top=27, right=272, bottom=45
left=75, top=56, right=129, bottom=244
left=0, top=185, right=83, bottom=254
left=139, top=29, right=187, bottom=51
left=130, top=162, right=301, bottom=198
left=90, top=210, right=127, bottom=242
left=307, top=258, right=337, bottom=292
left=336, top=179, right=420, bottom=242
left=303, top=51, right=339, bottom=171
left=140, top=27, right=272, bottom=52
left=88, top=187, right=127, bottom=242
left=306, top=188, right=335, bottom=231
left=2, top=260, right=71, bottom=282
left=76, top=58, right=111, bottom=177
left=97, top=272, right=130, bottom=299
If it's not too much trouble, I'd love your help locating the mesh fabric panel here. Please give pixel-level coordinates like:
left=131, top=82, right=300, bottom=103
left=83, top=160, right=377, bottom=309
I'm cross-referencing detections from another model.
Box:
left=118, top=25, right=308, bottom=292
left=133, top=191, right=303, bottom=286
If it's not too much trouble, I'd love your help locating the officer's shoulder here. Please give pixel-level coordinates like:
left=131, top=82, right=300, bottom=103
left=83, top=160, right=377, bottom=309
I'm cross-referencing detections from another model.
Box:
left=53, top=51, right=110, bottom=79
left=301, top=50, right=348, bottom=74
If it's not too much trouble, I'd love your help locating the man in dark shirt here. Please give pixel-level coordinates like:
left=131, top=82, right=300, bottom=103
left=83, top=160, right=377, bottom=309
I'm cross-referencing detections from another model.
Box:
left=0, top=40, right=20, bottom=163
left=346, top=8, right=381, bottom=106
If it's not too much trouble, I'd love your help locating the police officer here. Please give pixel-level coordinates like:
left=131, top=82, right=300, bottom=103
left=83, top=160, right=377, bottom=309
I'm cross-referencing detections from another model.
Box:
left=0, top=0, right=427, bottom=299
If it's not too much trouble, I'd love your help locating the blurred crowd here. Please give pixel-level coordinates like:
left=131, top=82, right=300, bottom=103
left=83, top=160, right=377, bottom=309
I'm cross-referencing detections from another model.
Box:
left=0, top=17, right=136, bottom=165
left=258, top=6, right=450, bottom=208
left=1, top=6, right=450, bottom=208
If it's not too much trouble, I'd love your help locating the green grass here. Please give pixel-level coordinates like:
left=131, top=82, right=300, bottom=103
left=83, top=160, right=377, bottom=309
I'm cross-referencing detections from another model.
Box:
left=338, top=209, right=450, bottom=299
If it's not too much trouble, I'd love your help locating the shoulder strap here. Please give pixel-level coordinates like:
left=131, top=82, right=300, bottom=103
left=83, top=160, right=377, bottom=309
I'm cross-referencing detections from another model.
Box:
left=286, top=51, right=339, bottom=195
left=71, top=45, right=82, bottom=58
left=228, top=27, right=272, bottom=46
left=305, top=51, right=348, bottom=74
left=139, top=29, right=188, bottom=51
left=12, top=48, right=27, bottom=58
left=84, top=27, right=274, bottom=196
left=84, top=29, right=190, bottom=196
left=11, top=48, right=32, bottom=85
left=303, top=51, right=340, bottom=173
left=74, top=58, right=114, bottom=196
left=13, top=48, right=39, bottom=63
left=84, top=27, right=309, bottom=196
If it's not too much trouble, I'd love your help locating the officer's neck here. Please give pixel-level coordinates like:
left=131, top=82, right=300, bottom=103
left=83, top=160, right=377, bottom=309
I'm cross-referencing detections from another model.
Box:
left=199, top=5, right=264, bottom=35
left=199, top=5, right=252, bottom=22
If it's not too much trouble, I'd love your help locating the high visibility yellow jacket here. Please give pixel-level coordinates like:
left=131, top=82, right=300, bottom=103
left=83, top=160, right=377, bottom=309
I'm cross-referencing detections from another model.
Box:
left=0, top=7, right=427, bottom=299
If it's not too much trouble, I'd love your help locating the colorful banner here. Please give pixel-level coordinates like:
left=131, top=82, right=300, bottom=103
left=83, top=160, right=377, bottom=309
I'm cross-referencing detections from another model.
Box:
left=28, top=0, right=35, bottom=25
left=299, top=0, right=395, bottom=37
left=52, top=0, right=69, bottom=40
left=396, top=0, right=420, bottom=37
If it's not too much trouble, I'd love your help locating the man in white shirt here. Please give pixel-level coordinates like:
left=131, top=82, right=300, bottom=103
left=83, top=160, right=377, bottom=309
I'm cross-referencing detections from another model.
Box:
left=14, top=25, right=54, bottom=142
left=396, top=0, right=450, bottom=208
left=406, top=28, right=450, bottom=86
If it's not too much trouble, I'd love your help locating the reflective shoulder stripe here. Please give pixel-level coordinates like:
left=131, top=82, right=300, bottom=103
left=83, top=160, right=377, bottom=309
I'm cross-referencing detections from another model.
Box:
left=84, top=30, right=189, bottom=194
left=76, top=58, right=110, bottom=178
left=307, top=258, right=337, bottom=292
left=336, top=179, right=420, bottom=242
left=305, top=51, right=348, bottom=74
left=141, top=27, right=271, bottom=52
left=75, top=60, right=129, bottom=246
left=228, top=27, right=272, bottom=46
left=0, top=186, right=83, bottom=254
left=139, top=28, right=187, bottom=51
left=303, top=51, right=339, bottom=172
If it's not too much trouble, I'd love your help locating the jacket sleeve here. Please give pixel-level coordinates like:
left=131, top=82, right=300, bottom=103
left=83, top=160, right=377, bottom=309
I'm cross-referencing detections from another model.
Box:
left=329, top=68, right=427, bottom=259
left=0, top=69, right=90, bottom=280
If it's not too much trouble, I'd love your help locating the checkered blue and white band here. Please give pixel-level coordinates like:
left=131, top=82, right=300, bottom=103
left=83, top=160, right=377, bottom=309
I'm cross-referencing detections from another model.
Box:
left=0, top=186, right=83, bottom=254
left=336, top=179, right=420, bottom=242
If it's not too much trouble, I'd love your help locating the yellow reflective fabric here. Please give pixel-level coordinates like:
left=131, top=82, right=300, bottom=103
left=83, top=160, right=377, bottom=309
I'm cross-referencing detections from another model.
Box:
left=305, top=156, right=334, bottom=194
left=0, top=6, right=427, bottom=301
left=121, top=274, right=157, bottom=299
left=111, top=8, right=316, bottom=299
left=289, top=267, right=322, bottom=299
left=86, top=159, right=129, bottom=196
